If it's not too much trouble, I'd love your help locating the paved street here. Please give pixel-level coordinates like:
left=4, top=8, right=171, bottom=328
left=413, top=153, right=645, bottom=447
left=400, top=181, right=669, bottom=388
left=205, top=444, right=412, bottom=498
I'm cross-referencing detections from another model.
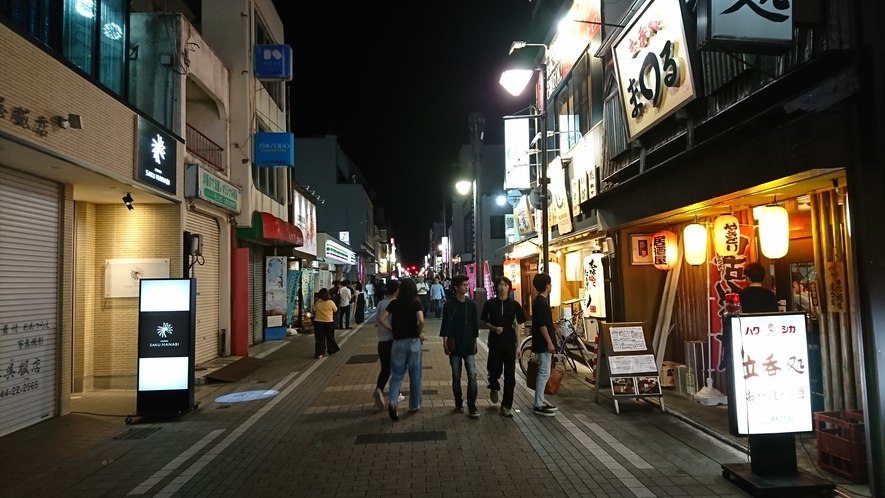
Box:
left=0, top=315, right=753, bottom=498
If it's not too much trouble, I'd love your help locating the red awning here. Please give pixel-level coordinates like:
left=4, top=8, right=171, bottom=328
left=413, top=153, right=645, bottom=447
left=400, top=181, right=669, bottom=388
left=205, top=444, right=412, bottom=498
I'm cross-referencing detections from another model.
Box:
left=235, top=211, right=304, bottom=246
left=259, top=212, right=303, bottom=246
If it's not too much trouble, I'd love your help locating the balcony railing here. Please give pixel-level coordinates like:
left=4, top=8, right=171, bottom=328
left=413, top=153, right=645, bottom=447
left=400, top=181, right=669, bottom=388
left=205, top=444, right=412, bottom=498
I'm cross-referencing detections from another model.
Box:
left=186, top=124, right=225, bottom=172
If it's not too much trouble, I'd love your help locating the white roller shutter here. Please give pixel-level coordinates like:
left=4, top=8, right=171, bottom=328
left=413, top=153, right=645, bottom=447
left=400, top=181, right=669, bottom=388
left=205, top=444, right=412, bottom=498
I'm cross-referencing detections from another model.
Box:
left=247, top=244, right=265, bottom=345
left=186, top=212, right=220, bottom=364
left=0, top=167, right=59, bottom=437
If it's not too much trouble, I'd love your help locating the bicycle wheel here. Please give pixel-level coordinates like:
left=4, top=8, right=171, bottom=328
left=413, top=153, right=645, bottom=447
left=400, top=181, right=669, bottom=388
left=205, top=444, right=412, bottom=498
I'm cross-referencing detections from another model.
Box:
left=519, top=340, right=536, bottom=376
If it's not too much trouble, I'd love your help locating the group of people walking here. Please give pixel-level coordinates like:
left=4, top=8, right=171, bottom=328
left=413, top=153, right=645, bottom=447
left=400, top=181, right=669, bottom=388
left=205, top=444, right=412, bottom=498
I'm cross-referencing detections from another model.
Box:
left=371, top=272, right=560, bottom=420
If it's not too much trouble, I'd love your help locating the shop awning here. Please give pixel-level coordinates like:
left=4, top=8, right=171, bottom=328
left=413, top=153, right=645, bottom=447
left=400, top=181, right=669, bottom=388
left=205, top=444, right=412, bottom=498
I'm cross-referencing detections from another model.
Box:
left=236, top=211, right=303, bottom=247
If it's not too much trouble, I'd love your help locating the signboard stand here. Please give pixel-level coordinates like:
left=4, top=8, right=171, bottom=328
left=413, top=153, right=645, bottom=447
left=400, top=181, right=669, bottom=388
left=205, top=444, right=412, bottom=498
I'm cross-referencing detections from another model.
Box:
left=129, top=278, right=200, bottom=424
left=721, top=312, right=834, bottom=496
left=594, top=322, right=665, bottom=415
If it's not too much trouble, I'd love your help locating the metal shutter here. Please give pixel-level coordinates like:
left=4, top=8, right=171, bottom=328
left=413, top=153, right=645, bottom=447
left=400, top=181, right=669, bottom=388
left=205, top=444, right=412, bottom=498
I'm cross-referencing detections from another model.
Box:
left=0, top=167, right=59, bottom=437
left=248, top=244, right=265, bottom=345
left=185, top=212, right=220, bottom=364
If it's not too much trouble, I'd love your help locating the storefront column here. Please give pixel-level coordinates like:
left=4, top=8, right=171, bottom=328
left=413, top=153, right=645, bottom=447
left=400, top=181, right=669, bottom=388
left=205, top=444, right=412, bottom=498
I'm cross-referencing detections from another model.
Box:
left=851, top=3, right=885, bottom=492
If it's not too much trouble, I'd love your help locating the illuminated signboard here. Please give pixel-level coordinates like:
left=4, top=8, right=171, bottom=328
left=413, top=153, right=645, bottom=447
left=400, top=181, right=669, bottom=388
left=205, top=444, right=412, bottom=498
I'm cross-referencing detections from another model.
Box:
left=727, top=312, right=812, bottom=435
left=325, top=240, right=356, bottom=265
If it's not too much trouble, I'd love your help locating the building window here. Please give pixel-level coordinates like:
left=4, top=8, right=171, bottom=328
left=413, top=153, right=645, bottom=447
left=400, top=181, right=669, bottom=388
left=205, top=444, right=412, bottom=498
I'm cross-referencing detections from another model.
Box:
left=490, top=215, right=506, bottom=240
left=254, top=14, right=284, bottom=111
left=98, top=0, right=125, bottom=94
left=1, top=0, right=54, bottom=45
left=62, top=0, right=94, bottom=74
left=251, top=122, right=287, bottom=204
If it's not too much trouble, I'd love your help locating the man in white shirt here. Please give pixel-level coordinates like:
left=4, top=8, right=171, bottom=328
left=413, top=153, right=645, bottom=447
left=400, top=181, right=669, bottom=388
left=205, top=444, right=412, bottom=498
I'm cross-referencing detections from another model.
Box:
left=429, top=277, right=445, bottom=319
left=416, top=276, right=430, bottom=313
left=337, top=281, right=353, bottom=329
left=365, top=281, right=375, bottom=309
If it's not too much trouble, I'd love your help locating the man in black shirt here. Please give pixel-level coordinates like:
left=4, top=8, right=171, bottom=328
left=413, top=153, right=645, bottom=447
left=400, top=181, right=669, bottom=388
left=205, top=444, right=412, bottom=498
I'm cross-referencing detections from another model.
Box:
left=441, top=275, right=481, bottom=417
left=481, top=276, right=526, bottom=417
left=738, top=262, right=778, bottom=313
left=530, top=273, right=558, bottom=417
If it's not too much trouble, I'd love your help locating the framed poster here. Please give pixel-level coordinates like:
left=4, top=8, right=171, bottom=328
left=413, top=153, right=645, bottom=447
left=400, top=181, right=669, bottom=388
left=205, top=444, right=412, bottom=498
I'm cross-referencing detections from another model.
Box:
left=630, top=234, right=654, bottom=265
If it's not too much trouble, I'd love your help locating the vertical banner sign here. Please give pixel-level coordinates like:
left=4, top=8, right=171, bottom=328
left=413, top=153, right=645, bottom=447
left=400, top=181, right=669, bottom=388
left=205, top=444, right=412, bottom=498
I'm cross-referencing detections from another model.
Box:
left=825, top=262, right=846, bottom=312
left=710, top=224, right=754, bottom=372
left=136, top=279, right=196, bottom=416
left=483, top=261, right=493, bottom=291
left=265, top=257, right=288, bottom=337
left=583, top=253, right=607, bottom=318
left=728, top=313, right=812, bottom=435
left=612, top=0, right=696, bottom=141
left=504, top=259, right=522, bottom=300
left=465, top=264, right=477, bottom=298
left=550, top=157, right=573, bottom=234
left=504, top=118, right=531, bottom=189
left=286, top=269, right=303, bottom=326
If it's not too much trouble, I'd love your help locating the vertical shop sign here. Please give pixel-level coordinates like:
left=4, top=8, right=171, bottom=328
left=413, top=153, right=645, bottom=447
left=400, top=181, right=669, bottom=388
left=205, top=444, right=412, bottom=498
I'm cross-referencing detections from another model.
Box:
left=504, top=259, right=522, bottom=299
left=825, top=262, right=846, bottom=312
left=583, top=253, right=606, bottom=318
left=710, top=224, right=754, bottom=372
left=465, top=264, right=476, bottom=298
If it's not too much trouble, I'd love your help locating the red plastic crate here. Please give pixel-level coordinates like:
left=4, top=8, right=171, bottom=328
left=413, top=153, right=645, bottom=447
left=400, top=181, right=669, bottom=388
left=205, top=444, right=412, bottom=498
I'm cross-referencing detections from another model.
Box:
left=814, top=410, right=868, bottom=484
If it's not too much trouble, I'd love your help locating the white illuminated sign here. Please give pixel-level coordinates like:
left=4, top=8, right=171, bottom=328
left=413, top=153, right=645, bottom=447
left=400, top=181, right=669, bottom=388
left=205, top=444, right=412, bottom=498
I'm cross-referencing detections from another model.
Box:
left=138, top=357, right=189, bottom=391
left=504, top=118, right=531, bottom=189
left=325, top=240, right=356, bottom=265
left=729, top=313, right=812, bottom=435
left=583, top=253, right=606, bottom=318
left=339, top=231, right=350, bottom=244
left=140, top=279, right=192, bottom=312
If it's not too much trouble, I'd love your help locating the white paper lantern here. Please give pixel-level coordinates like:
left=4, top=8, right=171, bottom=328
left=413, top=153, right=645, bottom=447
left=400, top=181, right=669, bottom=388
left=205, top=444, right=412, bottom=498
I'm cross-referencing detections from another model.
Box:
left=759, top=205, right=789, bottom=259
left=713, top=214, right=740, bottom=256
left=549, top=261, right=562, bottom=307
left=565, top=252, right=582, bottom=281
left=683, top=223, right=707, bottom=266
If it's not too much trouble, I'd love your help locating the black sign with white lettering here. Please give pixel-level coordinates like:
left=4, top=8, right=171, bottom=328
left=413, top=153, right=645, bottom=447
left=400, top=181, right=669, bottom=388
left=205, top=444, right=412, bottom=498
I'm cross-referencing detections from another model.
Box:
left=136, top=116, right=178, bottom=195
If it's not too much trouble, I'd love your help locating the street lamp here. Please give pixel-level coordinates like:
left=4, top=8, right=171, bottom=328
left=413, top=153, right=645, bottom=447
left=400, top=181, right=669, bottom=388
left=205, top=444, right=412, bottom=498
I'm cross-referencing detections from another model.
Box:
left=455, top=180, right=472, bottom=195
left=495, top=194, right=507, bottom=206
left=501, top=42, right=550, bottom=272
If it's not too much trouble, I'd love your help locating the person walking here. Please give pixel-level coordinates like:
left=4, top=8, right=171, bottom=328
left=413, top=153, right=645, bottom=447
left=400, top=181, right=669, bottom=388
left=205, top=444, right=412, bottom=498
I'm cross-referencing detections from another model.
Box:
left=313, top=288, right=340, bottom=358
left=441, top=275, right=480, bottom=418
left=354, top=282, right=366, bottom=324
left=372, top=281, right=404, bottom=410
left=531, top=273, right=558, bottom=417
left=416, top=276, right=430, bottom=314
left=337, top=280, right=352, bottom=330
left=429, top=277, right=445, bottom=319
left=329, top=280, right=341, bottom=328
left=379, top=278, right=425, bottom=421
left=365, top=280, right=376, bottom=309
left=481, top=276, right=526, bottom=417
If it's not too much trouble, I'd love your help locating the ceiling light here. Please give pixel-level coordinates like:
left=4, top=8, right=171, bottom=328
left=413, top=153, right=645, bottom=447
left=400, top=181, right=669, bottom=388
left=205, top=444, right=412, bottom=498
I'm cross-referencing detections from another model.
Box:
left=122, top=193, right=134, bottom=211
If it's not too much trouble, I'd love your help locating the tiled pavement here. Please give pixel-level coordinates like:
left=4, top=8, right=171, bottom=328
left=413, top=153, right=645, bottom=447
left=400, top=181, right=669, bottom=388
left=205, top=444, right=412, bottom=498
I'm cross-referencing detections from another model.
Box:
left=0, top=315, right=759, bottom=498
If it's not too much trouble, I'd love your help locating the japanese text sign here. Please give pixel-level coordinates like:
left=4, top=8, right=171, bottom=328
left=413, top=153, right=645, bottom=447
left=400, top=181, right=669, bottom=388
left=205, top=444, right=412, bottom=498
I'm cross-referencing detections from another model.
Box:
left=699, top=0, right=793, bottom=54
left=504, top=118, right=531, bottom=190
left=613, top=0, right=696, bottom=141
left=729, top=313, right=812, bottom=435
left=583, top=253, right=606, bottom=318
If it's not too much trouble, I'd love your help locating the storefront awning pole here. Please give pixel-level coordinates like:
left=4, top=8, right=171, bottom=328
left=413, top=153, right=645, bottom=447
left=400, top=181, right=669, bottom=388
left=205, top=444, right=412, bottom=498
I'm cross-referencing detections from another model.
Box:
left=706, top=247, right=714, bottom=389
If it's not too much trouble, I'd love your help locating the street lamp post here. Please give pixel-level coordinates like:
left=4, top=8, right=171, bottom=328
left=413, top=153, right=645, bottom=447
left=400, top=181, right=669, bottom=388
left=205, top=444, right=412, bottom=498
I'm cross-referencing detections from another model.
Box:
left=500, top=42, right=550, bottom=272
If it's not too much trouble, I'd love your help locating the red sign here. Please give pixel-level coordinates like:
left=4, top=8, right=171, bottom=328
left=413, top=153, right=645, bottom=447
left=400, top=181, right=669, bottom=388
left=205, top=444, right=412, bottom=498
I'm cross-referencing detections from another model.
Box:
left=258, top=212, right=304, bottom=246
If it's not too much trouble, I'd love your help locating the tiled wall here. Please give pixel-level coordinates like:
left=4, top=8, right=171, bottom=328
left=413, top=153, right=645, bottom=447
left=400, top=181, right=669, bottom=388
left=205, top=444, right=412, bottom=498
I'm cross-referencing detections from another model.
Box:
left=74, top=202, right=182, bottom=390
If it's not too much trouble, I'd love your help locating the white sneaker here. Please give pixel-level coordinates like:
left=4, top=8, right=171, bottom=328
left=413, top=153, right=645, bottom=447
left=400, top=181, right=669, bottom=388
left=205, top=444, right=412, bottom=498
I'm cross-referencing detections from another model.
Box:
left=398, top=394, right=405, bottom=402
left=373, top=388, right=384, bottom=410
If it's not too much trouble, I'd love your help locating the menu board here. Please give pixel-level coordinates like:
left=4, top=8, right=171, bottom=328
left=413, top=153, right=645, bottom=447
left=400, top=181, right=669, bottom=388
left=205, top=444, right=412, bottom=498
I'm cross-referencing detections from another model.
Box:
left=610, top=326, right=647, bottom=352
left=608, top=354, right=657, bottom=375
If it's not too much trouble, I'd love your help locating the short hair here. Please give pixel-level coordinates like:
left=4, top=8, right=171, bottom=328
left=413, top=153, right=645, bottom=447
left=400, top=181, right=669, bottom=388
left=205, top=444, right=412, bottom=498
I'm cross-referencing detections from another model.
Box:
left=384, top=280, right=400, bottom=295
left=451, top=275, right=469, bottom=288
left=745, top=263, right=766, bottom=284
left=342, top=280, right=351, bottom=286
left=533, top=273, right=552, bottom=292
left=495, top=276, right=512, bottom=290
left=332, top=280, right=340, bottom=286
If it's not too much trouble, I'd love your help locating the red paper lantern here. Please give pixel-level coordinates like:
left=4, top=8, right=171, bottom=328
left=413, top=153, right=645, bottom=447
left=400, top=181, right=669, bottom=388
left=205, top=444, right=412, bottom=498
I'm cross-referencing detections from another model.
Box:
left=652, top=230, right=678, bottom=271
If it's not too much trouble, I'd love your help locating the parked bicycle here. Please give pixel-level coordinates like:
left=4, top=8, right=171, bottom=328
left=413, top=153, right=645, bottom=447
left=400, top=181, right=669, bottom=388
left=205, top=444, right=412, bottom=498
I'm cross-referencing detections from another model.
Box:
left=518, top=316, right=596, bottom=382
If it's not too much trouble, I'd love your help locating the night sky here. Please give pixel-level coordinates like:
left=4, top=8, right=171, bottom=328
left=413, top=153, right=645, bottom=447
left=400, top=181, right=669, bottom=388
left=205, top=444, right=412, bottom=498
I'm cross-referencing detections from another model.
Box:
left=274, top=0, right=535, bottom=265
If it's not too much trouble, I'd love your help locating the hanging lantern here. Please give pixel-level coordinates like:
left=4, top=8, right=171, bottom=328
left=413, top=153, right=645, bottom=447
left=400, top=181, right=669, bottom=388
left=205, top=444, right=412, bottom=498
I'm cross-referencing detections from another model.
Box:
left=652, top=229, right=678, bottom=271
left=549, top=261, right=562, bottom=307
left=759, top=205, right=790, bottom=259
left=713, top=214, right=740, bottom=256
left=683, top=223, right=707, bottom=266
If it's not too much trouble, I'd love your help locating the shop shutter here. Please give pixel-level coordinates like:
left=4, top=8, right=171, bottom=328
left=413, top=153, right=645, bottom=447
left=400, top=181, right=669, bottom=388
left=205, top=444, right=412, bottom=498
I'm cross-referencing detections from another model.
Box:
left=0, top=167, right=59, bottom=437
left=248, top=245, right=265, bottom=345
left=185, top=212, right=220, bottom=364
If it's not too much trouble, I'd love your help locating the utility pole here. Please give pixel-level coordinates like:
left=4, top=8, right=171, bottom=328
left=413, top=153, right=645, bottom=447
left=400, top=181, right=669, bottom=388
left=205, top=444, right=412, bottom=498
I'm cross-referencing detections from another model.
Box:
left=469, top=112, right=487, bottom=316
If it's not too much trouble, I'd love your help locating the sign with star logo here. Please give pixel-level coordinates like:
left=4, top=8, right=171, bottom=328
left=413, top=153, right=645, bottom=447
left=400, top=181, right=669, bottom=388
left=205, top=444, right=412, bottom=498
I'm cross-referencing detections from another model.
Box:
left=136, top=115, right=179, bottom=195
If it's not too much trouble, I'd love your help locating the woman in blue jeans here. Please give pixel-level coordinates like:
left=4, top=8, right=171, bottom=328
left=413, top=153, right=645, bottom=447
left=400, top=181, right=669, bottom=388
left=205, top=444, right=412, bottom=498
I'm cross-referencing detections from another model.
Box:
left=378, top=278, right=425, bottom=421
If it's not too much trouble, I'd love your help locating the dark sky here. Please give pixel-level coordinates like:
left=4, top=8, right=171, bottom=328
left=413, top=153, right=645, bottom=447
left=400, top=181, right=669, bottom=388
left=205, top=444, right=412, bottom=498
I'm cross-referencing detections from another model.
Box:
left=274, top=0, right=535, bottom=265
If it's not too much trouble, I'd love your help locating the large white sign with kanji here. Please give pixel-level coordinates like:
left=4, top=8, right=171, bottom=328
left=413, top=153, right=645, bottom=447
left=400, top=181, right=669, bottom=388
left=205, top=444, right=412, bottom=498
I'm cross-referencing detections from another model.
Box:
left=729, top=313, right=812, bottom=435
